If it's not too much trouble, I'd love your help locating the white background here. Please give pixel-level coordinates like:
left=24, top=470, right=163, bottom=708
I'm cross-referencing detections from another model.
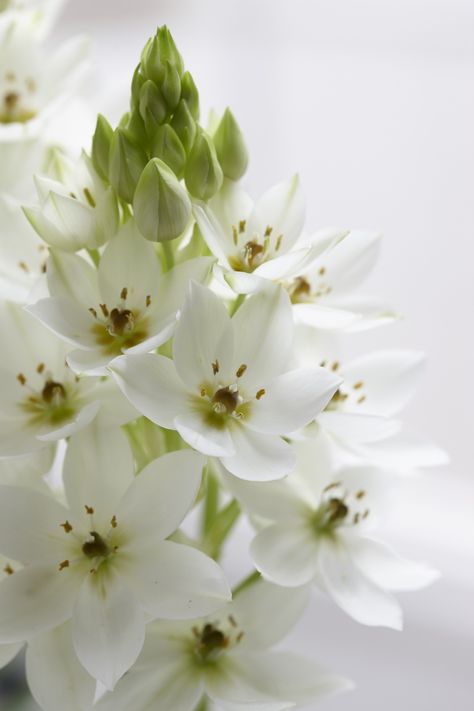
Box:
left=48, top=1, right=474, bottom=708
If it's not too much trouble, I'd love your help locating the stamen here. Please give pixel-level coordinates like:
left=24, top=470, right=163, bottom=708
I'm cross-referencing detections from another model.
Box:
left=83, top=187, right=96, bottom=208
left=239, top=219, right=246, bottom=234
left=82, top=531, right=110, bottom=559
left=357, top=395, right=367, bottom=404
left=99, top=304, right=109, bottom=318
left=36, top=363, right=45, bottom=374
left=60, top=521, right=73, bottom=533
left=59, top=560, right=70, bottom=571
left=353, top=381, right=364, bottom=389
left=256, top=388, right=265, bottom=400
left=275, top=234, right=283, bottom=251
left=236, top=364, right=247, bottom=378
left=232, top=226, right=238, bottom=245
left=3, top=564, right=14, bottom=575
left=18, top=261, right=29, bottom=272
left=120, top=287, right=128, bottom=301
left=356, top=490, right=366, bottom=499
left=111, top=515, right=118, bottom=528
left=331, top=361, right=340, bottom=371
left=89, top=307, right=98, bottom=319
left=319, top=266, right=326, bottom=276
left=212, top=359, right=220, bottom=375
left=264, top=225, right=272, bottom=237
left=146, top=294, right=152, bottom=307
left=85, top=505, right=94, bottom=515
left=17, top=373, right=27, bottom=385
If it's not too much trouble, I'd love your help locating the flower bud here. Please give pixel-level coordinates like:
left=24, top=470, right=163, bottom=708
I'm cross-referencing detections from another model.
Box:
left=151, top=124, right=186, bottom=179
left=91, top=114, right=113, bottom=181
left=180, top=71, right=200, bottom=119
left=171, top=99, right=196, bottom=154
left=141, top=27, right=184, bottom=85
left=213, top=108, right=249, bottom=180
left=185, top=129, right=223, bottom=201
left=156, top=26, right=184, bottom=76
left=131, top=63, right=145, bottom=106
left=139, top=79, right=167, bottom=131
left=133, top=158, right=191, bottom=242
left=161, top=60, right=181, bottom=112
left=109, top=128, right=148, bottom=203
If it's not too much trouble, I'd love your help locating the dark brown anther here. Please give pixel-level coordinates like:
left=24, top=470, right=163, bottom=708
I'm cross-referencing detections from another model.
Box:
left=82, top=531, right=110, bottom=559
left=108, top=308, right=135, bottom=336
left=212, top=386, right=239, bottom=414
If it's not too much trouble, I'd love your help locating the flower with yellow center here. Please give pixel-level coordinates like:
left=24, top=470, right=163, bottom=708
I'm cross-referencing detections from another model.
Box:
left=0, top=427, right=230, bottom=689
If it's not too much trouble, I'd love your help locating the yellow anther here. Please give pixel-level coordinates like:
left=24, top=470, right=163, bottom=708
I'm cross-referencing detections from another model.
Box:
left=236, top=364, right=247, bottom=378
left=85, top=505, right=94, bottom=515
left=17, top=373, right=27, bottom=385
left=239, top=219, right=246, bottom=234
left=256, top=388, right=266, bottom=400
left=212, top=360, right=220, bottom=375
left=120, top=287, right=128, bottom=301
left=83, top=187, right=96, bottom=208
left=264, top=225, right=273, bottom=237
left=146, top=294, right=152, bottom=307
left=3, top=564, right=14, bottom=576
left=60, top=521, right=73, bottom=533
left=59, top=560, right=69, bottom=571
left=18, top=261, right=29, bottom=272
left=99, top=303, right=109, bottom=318
left=357, top=395, right=367, bottom=404
left=89, top=307, right=98, bottom=319
left=36, top=363, right=45, bottom=374
left=353, top=381, right=364, bottom=389
left=111, top=515, right=118, bottom=529
left=232, top=225, right=238, bottom=245
left=275, top=234, right=283, bottom=251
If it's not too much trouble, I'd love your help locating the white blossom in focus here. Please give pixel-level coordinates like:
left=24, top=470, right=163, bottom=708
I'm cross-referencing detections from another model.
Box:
left=111, top=282, right=341, bottom=481
left=96, top=580, right=351, bottom=711
left=0, top=427, right=231, bottom=689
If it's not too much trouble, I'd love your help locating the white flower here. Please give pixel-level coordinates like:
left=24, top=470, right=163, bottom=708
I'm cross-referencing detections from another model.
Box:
left=0, top=300, right=135, bottom=455
left=0, top=427, right=231, bottom=689
left=0, top=12, right=88, bottom=195
left=0, top=191, right=48, bottom=302
left=226, top=439, right=439, bottom=629
left=110, top=282, right=341, bottom=481
left=287, top=229, right=397, bottom=331
left=28, top=221, right=214, bottom=374
left=195, top=176, right=341, bottom=295
left=96, top=580, right=351, bottom=711
left=24, top=150, right=119, bottom=251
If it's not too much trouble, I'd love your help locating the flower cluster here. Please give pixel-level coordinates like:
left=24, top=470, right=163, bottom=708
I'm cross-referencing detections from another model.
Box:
left=0, top=13, right=447, bottom=711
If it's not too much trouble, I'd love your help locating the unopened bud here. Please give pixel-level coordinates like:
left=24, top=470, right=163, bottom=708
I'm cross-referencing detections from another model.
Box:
left=151, top=124, right=186, bottom=178
left=180, top=71, right=200, bottom=119
left=91, top=114, right=113, bottom=181
left=213, top=108, right=248, bottom=180
left=161, top=60, right=181, bottom=112
left=133, top=158, right=191, bottom=242
left=139, top=79, right=167, bottom=132
left=185, top=129, right=223, bottom=201
left=171, top=100, right=196, bottom=154
left=109, top=128, right=148, bottom=203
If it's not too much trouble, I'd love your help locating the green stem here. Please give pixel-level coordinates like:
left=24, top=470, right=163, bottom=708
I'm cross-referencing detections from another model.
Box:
left=202, top=498, right=241, bottom=560
left=86, top=248, right=100, bottom=267
left=162, top=241, right=175, bottom=271
left=193, top=698, right=208, bottom=711
left=229, top=293, right=245, bottom=316
left=202, top=468, right=219, bottom=536
left=232, top=569, right=261, bottom=596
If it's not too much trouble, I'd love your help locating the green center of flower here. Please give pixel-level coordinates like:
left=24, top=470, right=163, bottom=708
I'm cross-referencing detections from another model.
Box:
left=58, top=509, right=120, bottom=574
left=312, top=483, right=369, bottom=537
left=286, top=266, right=332, bottom=304
left=320, top=360, right=367, bottom=411
left=0, top=72, right=38, bottom=124
left=192, top=616, right=244, bottom=665
left=82, top=531, right=110, bottom=559
left=228, top=221, right=283, bottom=272
left=17, top=366, right=77, bottom=426
left=89, top=287, right=152, bottom=355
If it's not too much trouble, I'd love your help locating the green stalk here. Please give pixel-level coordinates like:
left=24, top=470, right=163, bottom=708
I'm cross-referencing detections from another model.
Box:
left=193, top=698, right=208, bottom=711
left=162, top=241, right=175, bottom=271
left=202, top=498, right=241, bottom=560
left=232, top=569, right=261, bottom=596
left=202, top=468, right=219, bottom=536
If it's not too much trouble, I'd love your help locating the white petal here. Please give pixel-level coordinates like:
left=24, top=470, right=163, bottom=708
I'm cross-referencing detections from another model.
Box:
left=340, top=350, right=425, bottom=417
left=349, top=537, right=439, bottom=591
left=64, top=424, right=134, bottom=530
left=318, top=410, right=401, bottom=443
left=175, top=411, right=236, bottom=457
left=72, top=570, right=145, bottom=689
left=318, top=539, right=403, bottom=629
left=224, top=270, right=268, bottom=295
left=26, top=622, right=96, bottom=711
left=247, top=174, right=305, bottom=252
left=49, top=193, right=95, bottom=250
left=315, top=230, right=381, bottom=291
left=222, top=427, right=295, bottom=481
left=109, top=354, right=188, bottom=428
left=251, top=523, right=318, bottom=587
left=212, top=650, right=352, bottom=707
left=123, top=539, right=231, bottom=619
left=0, top=642, right=22, bottom=670
left=173, top=281, right=234, bottom=388
left=222, top=472, right=309, bottom=523
left=254, top=247, right=313, bottom=281
left=248, top=367, right=340, bottom=435
left=0, top=564, right=80, bottom=643
left=116, top=450, right=204, bottom=540
left=293, top=302, right=361, bottom=330
left=67, top=347, right=111, bottom=375
left=26, top=296, right=98, bottom=348
left=36, top=399, right=101, bottom=442
left=0, top=486, right=70, bottom=564
left=231, top=286, right=293, bottom=388
left=154, top=256, right=214, bottom=320
left=47, top=250, right=100, bottom=308
left=353, top=431, right=449, bottom=472
left=98, top=223, right=161, bottom=312
left=230, top=580, right=310, bottom=648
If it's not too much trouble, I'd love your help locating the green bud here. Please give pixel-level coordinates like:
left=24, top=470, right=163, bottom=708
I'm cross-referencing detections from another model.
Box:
left=185, top=129, right=223, bottom=201
left=213, top=108, right=249, bottom=180
left=180, top=71, right=200, bottom=119
left=91, top=114, right=113, bottom=181
left=109, top=128, right=148, bottom=203
left=131, top=64, right=145, bottom=106
left=126, top=107, right=147, bottom=147
left=156, top=26, right=184, bottom=77
left=161, top=60, right=181, bottom=112
left=151, top=124, right=186, bottom=179
left=139, top=79, right=167, bottom=130
left=170, top=99, right=196, bottom=154
left=133, top=158, right=191, bottom=242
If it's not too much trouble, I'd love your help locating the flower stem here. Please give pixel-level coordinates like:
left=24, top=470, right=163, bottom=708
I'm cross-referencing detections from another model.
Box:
left=193, top=698, right=208, bottom=711
left=232, top=569, right=261, bottom=596
left=161, top=241, right=175, bottom=271
left=229, top=293, right=245, bottom=316
left=202, top=498, right=241, bottom=560
left=202, top=467, right=219, bottom=536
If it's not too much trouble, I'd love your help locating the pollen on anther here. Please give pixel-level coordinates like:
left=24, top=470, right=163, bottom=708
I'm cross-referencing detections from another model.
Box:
left=120, top=287, right=128, bottom=301
left=146, top=294, right=152, bottom=307
left=353, top=381, right=364, bottom=390
left=236, top=631, right=244, bottom=642
left=36, top=363, right=45, bottom=374
left=111, top=515, right=118, bottom=528
left=319, top=266, right=326, bottom=276
left=264, top=225, right=272, bottom=237
left=357, top=395, right=367, bottom=404
left=59, top=560, right=69, bottom=571
left=256, top=388, right=266, bottom=400
left=228, top=614, right=237, bottom=628
left=60, top=521, right=73, bottom=533
left=331, top=361, right=340, bottom=371
left=355, top=490, right=366, bottom=499
left=275, top=234, right=283, bottom=251
left=17, top=373, right=27, bottom=385
left=85, top=505, right=94, bottom=515
left=18, top=261, right=29, bottom=272
left=212, top=359, right=220, bottom=375
left=89, top=307, right=98, bottom=319
left=3, top=564, right=14, bottom=576
left=239, top=219, right=246, bottom=234
left=236, top=364, right=247, bottom=378
left=99, top=303, right=109, bottom=318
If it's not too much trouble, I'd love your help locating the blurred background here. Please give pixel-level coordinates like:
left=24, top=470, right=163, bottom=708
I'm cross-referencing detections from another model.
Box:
left=2, top=0, right=473, bottom=708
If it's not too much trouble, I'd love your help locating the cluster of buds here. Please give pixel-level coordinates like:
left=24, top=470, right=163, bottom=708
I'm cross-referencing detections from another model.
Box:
left=91, top=26, right=248, bottom=243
